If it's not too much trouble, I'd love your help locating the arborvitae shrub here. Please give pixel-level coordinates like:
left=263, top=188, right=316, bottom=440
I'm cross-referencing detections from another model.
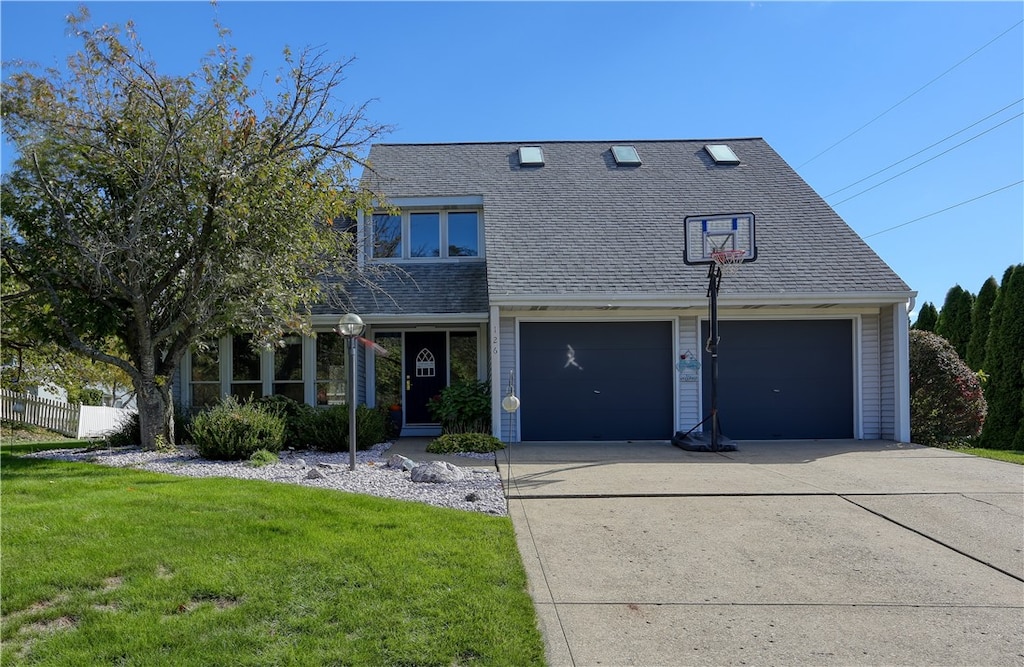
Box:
left=909, top=330, right=986, bottom=447
left=913, top=302, right=938, bottom=331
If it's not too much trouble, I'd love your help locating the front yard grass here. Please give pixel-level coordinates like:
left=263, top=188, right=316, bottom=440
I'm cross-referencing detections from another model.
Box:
left=959, top=447, right=1024, bottom=465
left=0, top=448, right=544, bottom=666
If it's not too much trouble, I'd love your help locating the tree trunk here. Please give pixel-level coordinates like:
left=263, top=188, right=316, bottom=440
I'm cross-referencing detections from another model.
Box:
left=136, top=376, right=175, bottom=449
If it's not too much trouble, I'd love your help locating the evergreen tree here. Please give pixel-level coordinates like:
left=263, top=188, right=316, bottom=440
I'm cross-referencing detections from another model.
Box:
left=912, top=302, right=938, bottom=331
left=966, top=276, right=999, bottom=371
left=980, top=265, right=1024, bottom=449
left=935, top=285, right=974, bottom=359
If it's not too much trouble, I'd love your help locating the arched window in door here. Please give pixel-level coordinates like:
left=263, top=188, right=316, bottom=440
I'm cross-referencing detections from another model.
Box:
left=415, top=348, right=436, bottom=377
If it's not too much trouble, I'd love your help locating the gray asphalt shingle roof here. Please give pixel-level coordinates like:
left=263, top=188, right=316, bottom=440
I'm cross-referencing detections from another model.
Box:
left=360, top=139, right=911, bottom=308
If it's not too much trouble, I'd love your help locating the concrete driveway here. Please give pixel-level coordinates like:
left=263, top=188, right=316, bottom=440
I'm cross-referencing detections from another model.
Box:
left=499, top=440, right=1024, bottom=666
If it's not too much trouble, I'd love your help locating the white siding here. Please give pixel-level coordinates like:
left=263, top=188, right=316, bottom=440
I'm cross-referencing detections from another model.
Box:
left=860, top=313, right=881, bottom=439
left=677, top=315, right=702, bottom=433
left=879, top=306, right=896, bottom=439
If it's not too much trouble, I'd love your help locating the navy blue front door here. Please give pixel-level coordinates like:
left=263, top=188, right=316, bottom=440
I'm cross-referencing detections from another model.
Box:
left=404, top=332, right=447, bottom=424
left=520, top=321, right=673, bottom=440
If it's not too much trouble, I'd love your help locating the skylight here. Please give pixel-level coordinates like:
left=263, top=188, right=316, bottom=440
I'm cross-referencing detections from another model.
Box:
left=518, top=146, right=545, bottom=166
left=705, top=144, right=740, bottom=165
left=611, top=145, right=641, bottom=166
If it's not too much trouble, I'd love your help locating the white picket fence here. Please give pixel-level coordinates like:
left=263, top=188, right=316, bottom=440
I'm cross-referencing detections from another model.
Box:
left=0, top=389, right=135, bottom=439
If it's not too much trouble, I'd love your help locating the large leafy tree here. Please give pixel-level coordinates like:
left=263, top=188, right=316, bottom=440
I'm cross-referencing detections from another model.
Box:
left=965, top=276, right=999, bottom=371
left=980, top=265, right=1024, bottom=449
left=934, top=285, right=974, bottom=360
left=2, top=10, right=389, bottom=448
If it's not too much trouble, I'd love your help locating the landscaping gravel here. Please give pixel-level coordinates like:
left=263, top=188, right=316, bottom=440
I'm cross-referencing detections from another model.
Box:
left=26, top=443, right=508, bottom=516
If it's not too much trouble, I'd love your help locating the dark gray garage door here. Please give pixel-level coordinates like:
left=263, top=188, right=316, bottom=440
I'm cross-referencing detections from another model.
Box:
left=701, top=320, right=853, bottom=439
left=520, top=321, right=673, bottom=440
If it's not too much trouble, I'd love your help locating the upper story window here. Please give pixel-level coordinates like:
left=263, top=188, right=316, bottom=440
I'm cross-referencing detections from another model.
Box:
left=371, top=210, right=482, bottom=261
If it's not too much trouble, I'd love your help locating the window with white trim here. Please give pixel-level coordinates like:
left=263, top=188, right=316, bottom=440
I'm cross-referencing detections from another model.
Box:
left=371, top=210, right=481, bottom=260
left=190, top=338, right=221, bottom=408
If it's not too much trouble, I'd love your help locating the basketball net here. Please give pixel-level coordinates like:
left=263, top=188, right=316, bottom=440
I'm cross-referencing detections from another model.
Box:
left=711, top=249, right=745, bottom=277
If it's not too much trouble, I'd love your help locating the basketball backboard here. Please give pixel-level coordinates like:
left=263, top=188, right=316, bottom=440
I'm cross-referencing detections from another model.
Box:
left=683, top=213, right=757, bottom=266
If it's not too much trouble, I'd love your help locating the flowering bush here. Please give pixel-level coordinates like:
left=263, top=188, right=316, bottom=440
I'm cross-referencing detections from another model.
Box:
left=909, top=330, right=987, bottom=447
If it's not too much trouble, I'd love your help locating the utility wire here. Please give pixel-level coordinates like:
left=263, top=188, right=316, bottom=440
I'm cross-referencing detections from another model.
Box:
left=830, top=111, right=1023, bottom=206
left=862, top=180, right=1023, bottom=239
left=798, top=19, right=1024, bottom=169
left=825, top=98, right=1024, bottom=198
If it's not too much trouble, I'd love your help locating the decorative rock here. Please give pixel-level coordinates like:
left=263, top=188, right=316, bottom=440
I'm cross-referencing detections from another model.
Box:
left=465, top=492, right=479, bottom=502
left=306, top=467, right=326, bottom=479
left=387, top=454, right=417, bottom=471
left=410, top=460, right=464, bottom=484
left=294, top=458, right=307, bottom=468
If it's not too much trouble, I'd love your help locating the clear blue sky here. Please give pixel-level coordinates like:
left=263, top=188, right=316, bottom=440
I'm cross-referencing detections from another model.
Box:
left=3, top=1, right=1022, bottom=316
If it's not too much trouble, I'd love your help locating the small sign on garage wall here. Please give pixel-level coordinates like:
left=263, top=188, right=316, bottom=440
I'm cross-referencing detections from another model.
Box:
left=677, top=351, right=701, bottom=382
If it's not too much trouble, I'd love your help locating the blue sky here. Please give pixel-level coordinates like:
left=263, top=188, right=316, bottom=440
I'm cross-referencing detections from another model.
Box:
left=2, top=1, right=1022, bottom=316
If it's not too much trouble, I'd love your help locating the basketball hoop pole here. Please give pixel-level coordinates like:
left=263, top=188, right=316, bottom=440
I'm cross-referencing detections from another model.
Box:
left=707, top=263, right=722, bottom=452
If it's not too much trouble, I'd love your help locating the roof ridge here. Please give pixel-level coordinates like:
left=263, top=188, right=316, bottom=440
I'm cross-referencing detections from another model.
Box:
left=373, top=137, right=766, bottom=147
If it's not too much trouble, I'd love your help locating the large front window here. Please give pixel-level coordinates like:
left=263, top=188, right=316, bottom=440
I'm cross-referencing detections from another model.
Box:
left=190, top=339, right=221, bottom=408
left=371, top=210, right=481, bottom=260
left=316, top=334, right=347, bottom=406
left=231, top=334, right=262, bottom=400
left=274, top=334, right=304, bottom=402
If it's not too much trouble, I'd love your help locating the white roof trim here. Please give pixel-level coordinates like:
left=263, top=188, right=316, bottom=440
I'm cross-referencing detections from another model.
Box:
left=489, top=290, right=917, bottom=308
left=312, top=313, right=488, bottom=328
left=374, top=195, right=483, bottom=209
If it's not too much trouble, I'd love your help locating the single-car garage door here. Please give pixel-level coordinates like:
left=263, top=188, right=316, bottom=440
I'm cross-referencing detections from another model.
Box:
left=520, top=321, right=673, bottom=440
left=700, top=319, right=853, bottom=439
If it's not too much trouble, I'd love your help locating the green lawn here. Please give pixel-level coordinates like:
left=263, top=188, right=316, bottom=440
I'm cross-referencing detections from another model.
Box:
left=0, top=447, right=545, bottom=666
left=959, top=447, right=1024, bottom=465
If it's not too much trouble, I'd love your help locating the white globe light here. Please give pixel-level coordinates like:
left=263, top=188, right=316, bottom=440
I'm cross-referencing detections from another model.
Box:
left=336, top=313, right=365, bottom=337
left=501, top=394, right=521, bottom=413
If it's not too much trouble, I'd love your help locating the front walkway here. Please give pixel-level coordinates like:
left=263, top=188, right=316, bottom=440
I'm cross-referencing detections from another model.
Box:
left=500, top=440, right=1024, bottom=666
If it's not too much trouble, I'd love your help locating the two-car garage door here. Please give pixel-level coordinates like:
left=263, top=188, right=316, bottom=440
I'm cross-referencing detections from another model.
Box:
left=519, top=319, right=854, bottom=441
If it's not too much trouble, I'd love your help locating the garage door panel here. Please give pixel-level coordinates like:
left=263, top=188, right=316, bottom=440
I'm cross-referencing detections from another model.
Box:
left=701, top=320, right=853, bottom=439
left=521, top=321, right=672, bottom=441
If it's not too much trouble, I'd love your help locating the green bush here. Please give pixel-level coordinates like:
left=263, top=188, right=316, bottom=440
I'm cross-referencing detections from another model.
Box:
left=248, top=449, right=279, bottom=467
left=427, top=432, right=505, bottom=454
left=299, top=404, right=388, bottom=452
left=428, top=380, right=491, bottom=434
left=909, top=330, right=987, bottom=447
left=254, top=394, right=315, bottom=449
left=190, top=396, right=286, bottom=461
left=105, top=412, right=140, bottom=448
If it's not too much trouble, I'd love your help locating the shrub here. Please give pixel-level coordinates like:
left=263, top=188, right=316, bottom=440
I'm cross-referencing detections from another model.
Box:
left=254, top=394, right=315, bottom=449
left=300, top=404, right=388, bottom=452
left=427, top=432, right=505, bottom=454
left=190, top=396, right=286, bottom=461
left=909, top=330, right=987, bottom=447
left=105, top=411, right=140, bottom=448
left=248, top=449, right=279, bottom=467
left=428, top=380, right=491, bottom=434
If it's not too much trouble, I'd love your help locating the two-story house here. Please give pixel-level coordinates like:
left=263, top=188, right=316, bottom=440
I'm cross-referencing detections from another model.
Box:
left=176, top=139, right=915, bottom=444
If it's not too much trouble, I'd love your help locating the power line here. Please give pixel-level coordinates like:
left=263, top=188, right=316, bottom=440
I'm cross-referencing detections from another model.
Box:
left=825, top=98, right=1024, bottom=198
left=798, top=19, right=1024, bottom=170
left=862, top=180, right=1023, bottom=239
left=830, top=111, right=1023, bottom=206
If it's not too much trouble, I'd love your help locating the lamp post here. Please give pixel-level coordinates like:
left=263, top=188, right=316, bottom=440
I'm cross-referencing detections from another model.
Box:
left=336, top=313, right=365, bottom=470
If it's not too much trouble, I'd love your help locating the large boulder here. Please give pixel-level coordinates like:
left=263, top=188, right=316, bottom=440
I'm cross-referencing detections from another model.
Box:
left=410, top=461, right=464, bottom=484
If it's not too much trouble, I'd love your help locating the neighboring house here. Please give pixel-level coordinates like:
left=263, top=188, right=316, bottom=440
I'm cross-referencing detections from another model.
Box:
left=175, top=139, right=916, bottom=443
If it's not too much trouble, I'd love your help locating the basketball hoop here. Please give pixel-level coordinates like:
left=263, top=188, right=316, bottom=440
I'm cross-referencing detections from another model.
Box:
left=711, top=249, right=746, bottom=277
